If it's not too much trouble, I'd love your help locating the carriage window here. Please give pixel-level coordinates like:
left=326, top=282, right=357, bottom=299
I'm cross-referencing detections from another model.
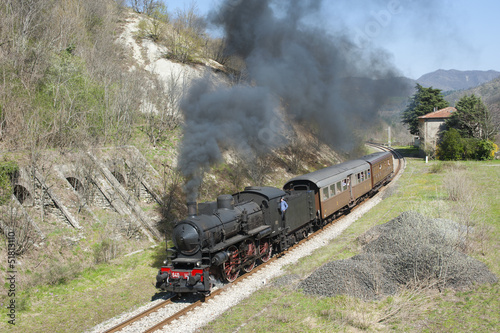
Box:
left=330, top=184, right=336, bottom=196
left=322, top=187, right=329, bottom=200
left=342, top=179, right=348, bottom=191
left=336, top=181, right=342, bottom=193
left=366, top=170, right=370, bottom=179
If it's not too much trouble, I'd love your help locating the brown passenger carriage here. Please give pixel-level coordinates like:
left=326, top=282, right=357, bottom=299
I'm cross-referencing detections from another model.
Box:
left=283, top=151, right=393, bottom=222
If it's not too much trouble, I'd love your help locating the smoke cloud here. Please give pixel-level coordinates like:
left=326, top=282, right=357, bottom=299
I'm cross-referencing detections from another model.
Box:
left=178, top=0, right=411, bottom=200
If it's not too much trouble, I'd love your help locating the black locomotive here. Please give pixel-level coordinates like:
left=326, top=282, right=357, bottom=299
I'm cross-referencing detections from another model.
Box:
left=155, top=151, right=394, bottom=295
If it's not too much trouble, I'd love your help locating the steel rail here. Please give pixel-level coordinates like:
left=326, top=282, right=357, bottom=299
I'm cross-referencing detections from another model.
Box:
left=103, top=297, right=177, bottom=333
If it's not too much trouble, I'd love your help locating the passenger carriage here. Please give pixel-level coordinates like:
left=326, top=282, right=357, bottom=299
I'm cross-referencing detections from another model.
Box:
left=358, top=151, right=394, bottom=190
left=283, top=159, right=372, bottom=221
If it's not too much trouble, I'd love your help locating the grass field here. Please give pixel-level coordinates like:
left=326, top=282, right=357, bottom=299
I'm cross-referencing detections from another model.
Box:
left=1, top=148, right=498, bottom=332
left=0, top=244, right=167, bottom=332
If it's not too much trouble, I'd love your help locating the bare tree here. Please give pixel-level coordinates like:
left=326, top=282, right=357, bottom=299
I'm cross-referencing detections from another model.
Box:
left=287, top=136, right=307, bottom=174
left=157, top=164, right=185, bottom=237
left=129, top=0, right=159, bottom=15
left=0, top=201, right=40, bottom=256
left=165, top=2, right=205, bottom=63
left=246, top=155, right=273, bottom=186
left=204, top=37, right=230, bottom=66
left=72, top=153, right=99, bottom=212
left=143, top=71, right=184, bottom=146
left=227, top=157, right=247, bottom=192
left=106, top=71, right=143, bottom=146
left=149, top=2, right=169, bottom=42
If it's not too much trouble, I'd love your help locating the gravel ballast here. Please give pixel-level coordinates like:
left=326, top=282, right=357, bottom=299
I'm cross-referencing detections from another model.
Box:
left=299, top=211, right=498, bottom=299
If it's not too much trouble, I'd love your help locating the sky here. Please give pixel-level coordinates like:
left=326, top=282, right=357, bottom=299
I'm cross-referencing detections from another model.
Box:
left=162, top=0, right=499, bottom=79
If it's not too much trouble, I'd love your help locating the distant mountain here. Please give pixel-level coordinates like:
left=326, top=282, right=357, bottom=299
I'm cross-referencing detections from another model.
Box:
left=416, top=69, right=500, bottom=92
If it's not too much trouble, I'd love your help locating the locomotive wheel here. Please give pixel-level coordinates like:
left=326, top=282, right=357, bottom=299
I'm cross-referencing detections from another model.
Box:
left=222, top=245, right=240, bottom=282
left=259, top=239, right=272, bottom=263
left=241, top=239, right=257, bottom=273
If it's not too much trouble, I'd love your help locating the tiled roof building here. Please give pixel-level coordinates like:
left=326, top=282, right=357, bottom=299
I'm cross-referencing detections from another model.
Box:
left=418, top=107, right=456, bottom=150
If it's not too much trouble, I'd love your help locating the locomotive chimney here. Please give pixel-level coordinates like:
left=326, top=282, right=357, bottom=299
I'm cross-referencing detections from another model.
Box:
left=187, top=201, right=197, bottom=217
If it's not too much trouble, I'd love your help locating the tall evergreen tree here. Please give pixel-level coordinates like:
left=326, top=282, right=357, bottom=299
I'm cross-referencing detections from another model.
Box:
left=401, top=84, right=449, bottom=136
left=446, top=94, right=497, bottom=140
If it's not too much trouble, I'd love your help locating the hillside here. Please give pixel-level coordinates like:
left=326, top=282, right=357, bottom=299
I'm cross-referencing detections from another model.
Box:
left=416, top=69, right=500, bottom=91
left=445, top=75, right=500, bottom=105
left=444, top=76, right=500, bottom=139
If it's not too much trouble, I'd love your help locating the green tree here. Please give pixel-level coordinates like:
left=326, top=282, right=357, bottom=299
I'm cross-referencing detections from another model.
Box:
left=148, top=3, right=169, bottom=42
left=446, top=94, right=497, bottom=140
left=438, top=128, right=464, bottom=160
left=401, top=84, right=449, bottom=136
left=166, top=3, right=206, bottom=64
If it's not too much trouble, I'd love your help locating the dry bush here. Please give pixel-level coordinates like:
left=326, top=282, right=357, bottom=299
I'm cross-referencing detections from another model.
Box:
left=246, top=155, right=273, bottom=186
left=227, top=158, right=248, bottom=192
left=0, top=201, right=40, bottom=256
left=92, top=218, right=123, bottom=264
left=286, top=136, right=307, bottom=174
left=442, top=168, right=486, bottom=252
left=442, top=168, right=474, bottom=202
left=73, top=153, right=99, bottom=210
left=142, top=72, right=184, bottom=146
left=92, top=237, right=120, bottom=264
left=375, top=285, right=436, bottom=326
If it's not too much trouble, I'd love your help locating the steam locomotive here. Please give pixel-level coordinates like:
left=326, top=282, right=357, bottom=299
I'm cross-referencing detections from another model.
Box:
left=155, top=151, right=394, bottom=295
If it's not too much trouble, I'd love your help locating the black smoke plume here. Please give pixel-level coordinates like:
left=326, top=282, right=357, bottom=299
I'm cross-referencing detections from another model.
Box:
left=178, top=0, right=410, bottom=201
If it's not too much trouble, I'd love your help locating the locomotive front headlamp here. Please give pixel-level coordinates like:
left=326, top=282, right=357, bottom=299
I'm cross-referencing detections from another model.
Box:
left=196, top=261, right=201, bottom=267
left=163, top=260, right=168, bottom=265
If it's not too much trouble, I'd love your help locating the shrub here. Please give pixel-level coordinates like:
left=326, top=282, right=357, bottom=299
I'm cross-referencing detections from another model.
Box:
left=442, top=168, right=473, bottom=201
left=438, top=129, right=463, bottom=160
left=92, top=238, right=120, bottom=264
left=0, top=160, right=19, bottom=205
left=438, top=129, right=496, bottom=161
left=474, top=140, right=496, bottom=160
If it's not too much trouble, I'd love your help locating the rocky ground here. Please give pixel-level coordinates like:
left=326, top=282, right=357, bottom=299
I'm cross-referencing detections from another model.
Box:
left=299, top=211, right=498, bottom=299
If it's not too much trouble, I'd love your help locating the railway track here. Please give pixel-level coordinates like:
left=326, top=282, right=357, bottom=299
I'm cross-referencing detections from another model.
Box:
left=101, top=143, right=404, bottom=333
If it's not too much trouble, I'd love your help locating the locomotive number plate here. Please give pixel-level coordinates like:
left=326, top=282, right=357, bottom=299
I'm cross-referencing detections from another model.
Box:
left=171, top=271, right=189, bottom=279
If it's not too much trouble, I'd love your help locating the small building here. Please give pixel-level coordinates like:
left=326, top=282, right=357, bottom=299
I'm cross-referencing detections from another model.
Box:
left=418, top=106, right=456, bottom=151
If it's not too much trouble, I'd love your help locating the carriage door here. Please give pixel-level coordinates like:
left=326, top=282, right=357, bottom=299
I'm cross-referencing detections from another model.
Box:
left=348, top=174, right=355, bottom=204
